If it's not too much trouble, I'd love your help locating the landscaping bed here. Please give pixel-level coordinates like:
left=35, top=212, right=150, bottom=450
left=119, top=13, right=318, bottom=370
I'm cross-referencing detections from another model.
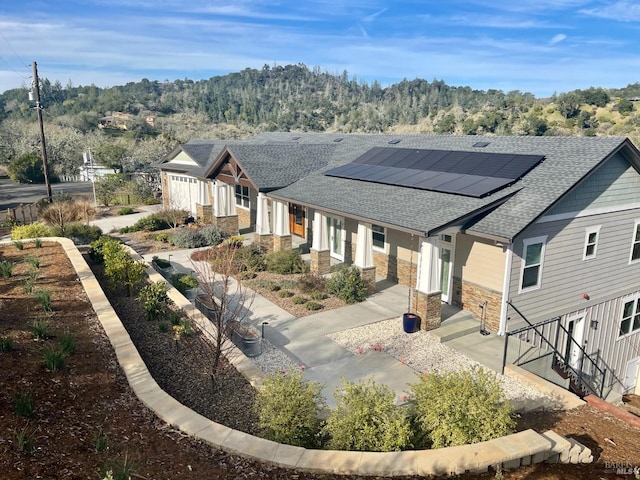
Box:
left=2, top=240, right=640, bottom=479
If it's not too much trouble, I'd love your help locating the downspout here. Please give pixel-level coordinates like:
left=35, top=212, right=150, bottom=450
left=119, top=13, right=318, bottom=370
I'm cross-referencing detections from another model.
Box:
left=498, top=243, right=513, bottom=336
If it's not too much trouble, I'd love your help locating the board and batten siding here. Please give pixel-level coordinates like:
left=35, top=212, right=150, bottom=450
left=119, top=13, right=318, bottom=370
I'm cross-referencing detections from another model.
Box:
left=454, top=233, right=505, bottom=293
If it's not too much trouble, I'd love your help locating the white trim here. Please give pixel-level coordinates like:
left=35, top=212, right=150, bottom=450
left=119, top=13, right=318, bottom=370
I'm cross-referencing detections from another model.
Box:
left=518, top=235, right=547, bottom=294
left=371, top=224, right=387, bottom=253
left=618, top=293, right=640, bottom=340
left=235, top=184, right=250, bottom=209
left=583, top=225, right=601, bottom=260
left=538, top=202, right=640, bottom=224
left=498, top=244, right=513, bottom=336
left=630, top=220, right=640, bottom=265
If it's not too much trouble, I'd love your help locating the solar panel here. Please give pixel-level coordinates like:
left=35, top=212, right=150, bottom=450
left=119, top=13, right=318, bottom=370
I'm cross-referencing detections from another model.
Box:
left=324, top=147, right=543, bottom=198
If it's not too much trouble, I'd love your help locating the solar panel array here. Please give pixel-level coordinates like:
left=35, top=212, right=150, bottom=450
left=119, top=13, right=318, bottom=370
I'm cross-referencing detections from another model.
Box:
left=324, top=147, right=544, bottom=198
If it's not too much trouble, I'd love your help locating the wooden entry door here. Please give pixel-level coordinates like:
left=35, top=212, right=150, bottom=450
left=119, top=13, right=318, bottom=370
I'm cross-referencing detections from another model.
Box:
left=289, top=204, right=305, bottom=238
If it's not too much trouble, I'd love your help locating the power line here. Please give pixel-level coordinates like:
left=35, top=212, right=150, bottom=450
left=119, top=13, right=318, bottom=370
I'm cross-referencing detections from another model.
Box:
left=0, top=30, right=28, bottom=69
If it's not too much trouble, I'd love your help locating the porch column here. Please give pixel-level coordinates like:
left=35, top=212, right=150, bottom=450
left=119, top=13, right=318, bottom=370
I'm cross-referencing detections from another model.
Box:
left=354, top=222, right=376, bottom=291
left=311, top=211, right=330, bottom=274
left=412, top=237, right=442, bottom=330
left=255, top=193, right=273, bottom=251
left=212, top=181, right=238, bottom=235
left=272, top=199, right=291, bottom=251
left=196, top=179, right=213, bottom=223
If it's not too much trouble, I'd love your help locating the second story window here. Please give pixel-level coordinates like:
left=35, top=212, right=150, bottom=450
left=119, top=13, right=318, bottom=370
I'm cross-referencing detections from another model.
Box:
left=235, top=185, right=249, bottom=208
left=520, top=236, right=547, bottom=292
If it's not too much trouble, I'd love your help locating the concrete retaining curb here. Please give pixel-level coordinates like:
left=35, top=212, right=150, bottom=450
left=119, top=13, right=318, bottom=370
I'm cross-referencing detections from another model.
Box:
left=15, top=237, right=593, bottom=477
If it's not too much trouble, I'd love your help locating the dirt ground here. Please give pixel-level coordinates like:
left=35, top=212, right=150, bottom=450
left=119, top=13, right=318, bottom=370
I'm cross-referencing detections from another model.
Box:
left=1, top=240, right=640, bottom=480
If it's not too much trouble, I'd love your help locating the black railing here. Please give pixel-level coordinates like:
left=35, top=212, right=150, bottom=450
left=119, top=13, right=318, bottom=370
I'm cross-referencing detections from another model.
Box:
left=503, top=301, right=607, bottom=398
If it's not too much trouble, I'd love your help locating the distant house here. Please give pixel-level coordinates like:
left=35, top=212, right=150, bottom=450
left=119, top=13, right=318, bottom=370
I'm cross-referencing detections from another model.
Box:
left=158, top=133, right=640, bottom=402
left=98, top=112, right=132, bottom=130
left=79, top=151, right=118, bottom=181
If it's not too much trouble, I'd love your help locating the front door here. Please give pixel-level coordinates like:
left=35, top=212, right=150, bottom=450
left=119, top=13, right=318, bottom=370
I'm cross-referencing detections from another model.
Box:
left=439, top=234, right=454, bottom=303
left=565, top=315, right=586, bottom=370
left=289, top=204, right=305, bottom=238
left=327, top=216, right=345, bottom=261
left=624, top=357, right=640, bottom=394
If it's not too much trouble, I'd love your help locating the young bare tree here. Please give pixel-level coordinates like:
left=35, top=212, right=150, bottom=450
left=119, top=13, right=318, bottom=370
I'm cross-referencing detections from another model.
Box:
left=190, top=244, right=256, bottom=378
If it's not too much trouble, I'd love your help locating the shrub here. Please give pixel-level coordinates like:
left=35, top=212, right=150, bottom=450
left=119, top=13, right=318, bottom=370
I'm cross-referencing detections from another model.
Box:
left=13, top=240, right=24, bottom=250
left=310, top=290, right=327, bottom=301
left=0, top=336, right=14, bottom=352
left=14, top=391, right=34, bottom=418
left=35, top=289, right=52, bottom=312
left=137, top=281, right=172, bottom=320
left=268, top=283, right=281, bottom=292
left=326, top=266, right=368, bottom=304
left=42, top=345, right=66, bottom=371
left=30, top=319, right=49, bottom=340
left=0, top=260, right=13, bottom=278
left=102, top=240, right=147, bottom=296
left=157, top=208, right=189, bottom=229
left=94, top=429, right=109, bottom=453
left=131, top=213, right=169, bottom=232
left=11, top=223, right=52, bottom=240
left=54, top=222, right=102, bottom=244
left=58, top=330, right=76, bottom=355
left=154, top=232, right=170, bottom=243
left=278, top=290, right=294, bottom=298
left=235, top=244, right=266, bottom=272
left=189, top=248, right=213, bottom=262
left=291, top=296, right=307, bottom=305
left=255, top=371, right=325, bottom=448
left=33, top=238, right=42, bottom=248
left=171, top=229, right=207, bottom=248
left=305, top=301, right=323, bottom=311
left=117, top=206, right=134, bottom=215
left=298, top=271, right=327, bottom=294
left=13, top=425, right=36, bottom=453
left=169, top=273, right=199, bottom=293
left=265, top=250, right=308, bottom=274
left=25, top=255, right=40, bottom=269
left=323, top=377, right=411, bottom=452
left=88, top=236, right=118, bottom=264
left=409, top=367, right=515, bottom=448
left=199, top=225, right=227, bottom=246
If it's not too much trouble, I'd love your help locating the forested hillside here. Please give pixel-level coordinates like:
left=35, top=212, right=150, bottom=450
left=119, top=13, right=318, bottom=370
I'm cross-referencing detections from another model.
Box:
left=1, top=63, right=639, bottom=182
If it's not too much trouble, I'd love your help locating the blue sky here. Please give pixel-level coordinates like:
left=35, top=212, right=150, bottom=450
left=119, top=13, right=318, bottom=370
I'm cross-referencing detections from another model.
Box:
left=1, top=0, right=639, bottom=97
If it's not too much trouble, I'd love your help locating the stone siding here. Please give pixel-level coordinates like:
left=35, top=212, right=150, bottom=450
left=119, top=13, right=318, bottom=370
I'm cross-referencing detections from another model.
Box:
left=237, top=207, right=251, bottom=230
left=257, top=234, right=273, bottom=252
left=359, top=265, right=377, bottom=292
left=310, top=249, right=331, bottom=274
left=452, top=277, right=501, bottom=333
left=196, top=204, right=213, bottom=224
left=273, top=235, right=292, bottom=252
left=412, top=290, right=442, bottom=331
left=213, top=215, right=239, bottom=236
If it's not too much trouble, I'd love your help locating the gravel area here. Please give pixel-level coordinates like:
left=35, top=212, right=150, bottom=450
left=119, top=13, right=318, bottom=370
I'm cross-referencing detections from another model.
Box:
left=326, top=318, right=558, bottom=406
left=251, top=339, right=300, bottom=374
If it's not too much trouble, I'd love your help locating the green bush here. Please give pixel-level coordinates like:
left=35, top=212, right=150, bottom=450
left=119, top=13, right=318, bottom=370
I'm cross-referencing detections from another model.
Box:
left=102, top=240, right=147, bottom=296
left=169, top=273, right=199, bottom=293
left=130, top=213, right=170, bottom=232
left=88, top=236, right=118, bottom=264
left=13, top=240, right=24, bottom=250
left=305, top=301, right=323, bottom=311
left=0, top=260, right=13, bottom=278
left=14, top=391, right=34, bottom=418
left=323, top=377, right=411, bottom=452
left=298, top=271, right=327, bottom=293
left=255, top=371, right=325, bottom=448
left=291, top=296, right=307, bottom=305
left=310, top=290, right=327, bottom=301
left=409, top=367, right=515, bottom=448
left=42, top=345, right=66, bottom=371
left=117, top=206, right=134, bottom=215
left=137, top=281, right=172, bottom=320
left=326, top=266, right=368, bottom=304
left=53, top=222, right=102, bottom=244
left=235, top=244, right=266, bottom=272
left=199, top=225, right=227, bottom=246
left=171, top=229, right=207, bottom=248
left=278, top=290, right=294, bottom=298
left=11, top=223, right=52, bottom=240
left=265, top=250, right=308, bottom=274
left=154, top=232, right=170, bottom=243
left=0, top=337, right=14, bottom=352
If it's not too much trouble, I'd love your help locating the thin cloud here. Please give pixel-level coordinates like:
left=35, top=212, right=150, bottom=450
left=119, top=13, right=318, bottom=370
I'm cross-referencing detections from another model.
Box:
left=363, top=8, right=387, bottom=22
left=549, top=33, right=567, bottom=45
left=581, top=1, right=640, bottom=21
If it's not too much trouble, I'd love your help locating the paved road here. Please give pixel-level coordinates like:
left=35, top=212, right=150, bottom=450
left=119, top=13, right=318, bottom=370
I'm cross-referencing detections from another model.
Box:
left=0, top=178, right=94, bottom=210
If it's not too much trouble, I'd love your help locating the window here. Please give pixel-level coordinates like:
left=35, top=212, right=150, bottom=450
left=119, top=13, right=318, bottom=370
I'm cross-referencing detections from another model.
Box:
left=372, top=224, right=386, bottom=250
left=583, top=226, right=600, bottom=260
left=520, top=236, right=547, bottom=292
left=235, top=185, right=249, bottom=208
left=631, top=221, right=640, bottom=263
left=620, top=296, right=640, bottom=337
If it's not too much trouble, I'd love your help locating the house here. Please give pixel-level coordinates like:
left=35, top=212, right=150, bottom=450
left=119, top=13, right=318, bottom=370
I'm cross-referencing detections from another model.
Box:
left=158, top=133, right=640, bottom=402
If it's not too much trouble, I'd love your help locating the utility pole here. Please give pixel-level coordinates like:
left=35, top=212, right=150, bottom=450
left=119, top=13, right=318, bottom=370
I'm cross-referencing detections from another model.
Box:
left=32, top=61, right=53, bottom=203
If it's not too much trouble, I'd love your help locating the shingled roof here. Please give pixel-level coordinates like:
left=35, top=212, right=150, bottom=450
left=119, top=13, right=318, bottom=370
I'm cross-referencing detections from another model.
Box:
left=254, top=133, right=635, bottom=241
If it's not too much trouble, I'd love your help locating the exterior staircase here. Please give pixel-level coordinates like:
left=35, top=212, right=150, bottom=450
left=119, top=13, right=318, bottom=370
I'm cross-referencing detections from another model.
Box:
left=551, top=355, right=590, bottom=398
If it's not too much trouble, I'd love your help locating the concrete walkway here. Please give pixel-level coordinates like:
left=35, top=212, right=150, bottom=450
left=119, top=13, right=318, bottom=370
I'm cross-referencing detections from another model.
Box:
left=140, top=247, right=418, bottom=407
